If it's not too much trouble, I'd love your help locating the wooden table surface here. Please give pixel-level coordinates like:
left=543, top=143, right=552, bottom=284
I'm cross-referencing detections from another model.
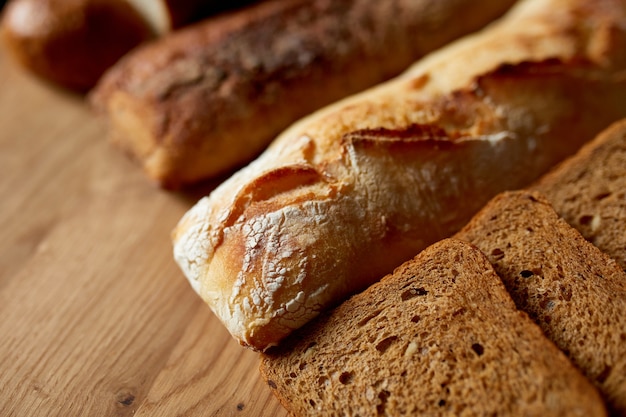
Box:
left=0, top=47, right=289, bottom=417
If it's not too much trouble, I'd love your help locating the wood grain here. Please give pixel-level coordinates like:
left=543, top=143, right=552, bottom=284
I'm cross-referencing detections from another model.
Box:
left=0, top=47, right=288, bottom=417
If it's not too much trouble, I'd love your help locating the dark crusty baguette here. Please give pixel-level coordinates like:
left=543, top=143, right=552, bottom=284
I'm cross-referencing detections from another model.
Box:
left=90, top=0, right=517, bottom=188
left=172, top=0, right=626, bottom=351
left=260, top=238, right=607, bottom=417
left=455, top=190, right=626, bottom=415
left=530, top=119, right=626, bottom=270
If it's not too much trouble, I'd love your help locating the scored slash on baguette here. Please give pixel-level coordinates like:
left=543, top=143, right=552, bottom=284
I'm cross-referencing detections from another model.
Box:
left=260, top=239, right=607, bottom=417
left=173, top=0, right=626, bottom=351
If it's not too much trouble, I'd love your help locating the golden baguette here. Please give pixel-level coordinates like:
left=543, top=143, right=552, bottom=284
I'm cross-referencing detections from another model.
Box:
left=173, top=0, right=626, bottom=351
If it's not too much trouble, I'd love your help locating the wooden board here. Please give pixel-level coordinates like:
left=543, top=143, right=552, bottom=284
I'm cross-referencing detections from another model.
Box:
left=0, top=47, right=288, bottom=417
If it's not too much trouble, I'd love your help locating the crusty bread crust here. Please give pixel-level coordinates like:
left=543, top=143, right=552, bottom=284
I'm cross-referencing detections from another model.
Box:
left=260, top=239, right=607, bottom=417
left=91, top=0, right=516, bottom=188
left=173, top=0, right=626, bottom=351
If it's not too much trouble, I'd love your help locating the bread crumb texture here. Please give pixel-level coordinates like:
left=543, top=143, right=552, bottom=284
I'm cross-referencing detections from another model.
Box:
left=456, top=190, right=626, bottom=415
left=532, top=119, right=626, bottom=270
left=260, top=239, right=606, bottom=417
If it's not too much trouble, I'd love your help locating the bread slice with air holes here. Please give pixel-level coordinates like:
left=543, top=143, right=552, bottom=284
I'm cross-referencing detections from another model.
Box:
left=530, top=119, right=626, bottom=271
left=259, top=238, right=606, bottom=417
left=455, top=190, right=626, bottom=416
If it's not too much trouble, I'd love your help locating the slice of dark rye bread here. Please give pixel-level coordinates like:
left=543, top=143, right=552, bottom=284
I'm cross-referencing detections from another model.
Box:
left=260, top=239, right=606, bottom=417
left=454, top=190, right=626, bottom=416
left=530, top=119, right=626, bottom=270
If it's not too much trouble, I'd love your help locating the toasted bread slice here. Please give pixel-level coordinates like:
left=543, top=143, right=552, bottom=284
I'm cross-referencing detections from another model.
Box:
left=456, top=190, right=626, bottom=415
left=260, top=238, right=605, bottom=417
left=531, top=119, right=626, bottom=270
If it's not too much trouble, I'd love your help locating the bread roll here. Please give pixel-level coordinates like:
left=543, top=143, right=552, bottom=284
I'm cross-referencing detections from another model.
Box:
left=0, top=0, right=256, bottom=90
left=173, top=0, right=626, bottom=351
left=90, top=0, right=517, bottom=188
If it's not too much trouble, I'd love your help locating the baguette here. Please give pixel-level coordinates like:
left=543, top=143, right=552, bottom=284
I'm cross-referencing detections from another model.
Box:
left=0, top=0, right=257, bottom=91
left=90, top=0, right=517, bottom=188
left=260, top=239, right=607, bottom=417
left=455, top=191, right=626, bottom=415
left=531, top=119, right=626, bottom=270
left=173, top=0, right=626, bottom=351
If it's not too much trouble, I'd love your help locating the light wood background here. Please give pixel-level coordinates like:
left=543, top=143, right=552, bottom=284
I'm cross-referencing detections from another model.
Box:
left=0, top=46, right=289, bottom=417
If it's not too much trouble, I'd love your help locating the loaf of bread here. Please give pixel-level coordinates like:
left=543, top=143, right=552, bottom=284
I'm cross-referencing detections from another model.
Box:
left=530, top=119, right=626, bottom=270
left=260, top=239, right=607, bottom=417
left=455, top=191, right=626, bottom=415
left=90, top=0, right=517, bottom=188
left=1, top=0, right=149, bottom=90
left=0, top=0, right=256, bottom=90
left=172, top=0, right=626, bottom=351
